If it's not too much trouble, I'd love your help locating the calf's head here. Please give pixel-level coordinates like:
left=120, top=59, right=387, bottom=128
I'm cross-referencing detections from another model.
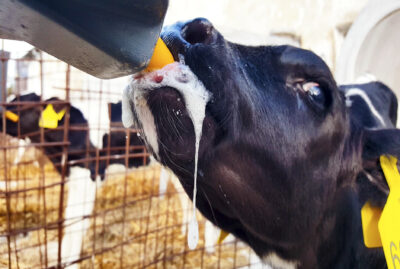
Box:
left=1, top=93, right=104, bottom=180
left=123, top=18, right=396, bottom=265
left=1, top=93, right=42, bottom=137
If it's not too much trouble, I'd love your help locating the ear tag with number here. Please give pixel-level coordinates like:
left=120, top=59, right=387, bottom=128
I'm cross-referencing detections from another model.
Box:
left=378, top=155, right=400, bottom=269
left=39, top=104, right=66, bottom=129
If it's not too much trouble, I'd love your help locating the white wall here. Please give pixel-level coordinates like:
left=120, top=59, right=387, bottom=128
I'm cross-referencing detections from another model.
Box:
left=165, top=0, right=369, bottom=69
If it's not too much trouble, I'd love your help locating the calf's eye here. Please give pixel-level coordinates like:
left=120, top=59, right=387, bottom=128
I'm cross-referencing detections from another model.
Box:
left=302, top=82, right=326, bottom=110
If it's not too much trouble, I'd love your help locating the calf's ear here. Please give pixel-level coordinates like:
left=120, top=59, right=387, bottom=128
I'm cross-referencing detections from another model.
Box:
left=363, top=129, right=400, bottom=159
left=360, top=129, right=400, bottom=206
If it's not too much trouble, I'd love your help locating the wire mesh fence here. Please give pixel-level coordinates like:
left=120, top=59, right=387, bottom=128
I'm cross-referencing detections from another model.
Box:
left=0, top=39, right=260, bottom=268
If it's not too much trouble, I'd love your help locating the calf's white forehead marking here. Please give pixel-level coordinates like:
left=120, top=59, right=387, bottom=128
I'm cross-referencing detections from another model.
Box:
left=262, top=252, right=299, bottom=269
left=345, top=88, right=386, bottom=127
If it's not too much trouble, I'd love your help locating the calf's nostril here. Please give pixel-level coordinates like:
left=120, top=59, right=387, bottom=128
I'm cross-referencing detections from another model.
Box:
left=181, top=18, right=214, bottom=45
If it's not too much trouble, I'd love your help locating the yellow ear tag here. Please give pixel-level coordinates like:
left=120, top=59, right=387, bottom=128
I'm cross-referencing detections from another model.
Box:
left=378, top=155, right=400, bottom=269
left=39, top=104, right=65, bottom=129
left=5, top=110, right=19, bottom=122
left=217, top=230, right=230, bottom=244
left=361, top=201, right=383, bottom=247
left=56, top=108, right=66, bottom=121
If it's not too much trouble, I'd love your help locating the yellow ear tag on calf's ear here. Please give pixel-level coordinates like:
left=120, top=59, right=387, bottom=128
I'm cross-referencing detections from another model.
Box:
left=5, top=110, right=19, bottom=122
left=361, top=201, right=383, bottom=247
left=39, top=104, right=66, bottom=129
left=378, top=155, right=400, bottom=269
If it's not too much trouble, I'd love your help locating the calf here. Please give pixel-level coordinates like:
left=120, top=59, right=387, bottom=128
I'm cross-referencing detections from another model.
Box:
left=102, top=101, right=149, bottom=168
left=340, top=81, right=398, bottom=214
left=1, top=93, right=104, bottom=268
left=1, top=93, right=105, bottom=180
left=122, top=18, right=397, bottom=268
left=340, top=81, right=398, bottom=129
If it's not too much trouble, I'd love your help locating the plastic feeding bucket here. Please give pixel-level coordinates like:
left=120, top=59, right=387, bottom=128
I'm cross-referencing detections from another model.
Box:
left=0, top=0, right=169, bottom=79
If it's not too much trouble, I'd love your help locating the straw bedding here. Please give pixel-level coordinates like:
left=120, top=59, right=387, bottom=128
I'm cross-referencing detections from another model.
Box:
left=0, top=134, right=253, bottom=268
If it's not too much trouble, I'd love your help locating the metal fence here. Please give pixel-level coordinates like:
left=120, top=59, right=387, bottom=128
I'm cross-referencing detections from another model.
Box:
left=0, top=40, right=259, bottom=269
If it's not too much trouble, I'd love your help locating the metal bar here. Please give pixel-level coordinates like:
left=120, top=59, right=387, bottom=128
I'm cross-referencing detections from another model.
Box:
left=91, top=79, right=104, bottom=269
left=52, top=86, right=122, bottom=97
left=38, top=50, right=50, bottom=268
left=0, top=141, right=70, bottom=150
left=141, top=167, right=156, bottom=268
left=56, top=63, right=70, bottom=267
left=119, top=113, right=131, bottom=269
left=1, top=39, right=13, bottom=269
left=0, top=100, right=70, bottom=106
left=0, top=201, right=187, bottom=242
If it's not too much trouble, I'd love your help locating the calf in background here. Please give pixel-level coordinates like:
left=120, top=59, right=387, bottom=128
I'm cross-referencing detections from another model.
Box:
left=340, top=81, right=398, bottom=129
left=1, top=92, right=106, bottom=179
left=102, top=101, right=149, bottom=168
left=340, top=81, right=398, bottom=212
left=0, top=92, right=105, bottom=268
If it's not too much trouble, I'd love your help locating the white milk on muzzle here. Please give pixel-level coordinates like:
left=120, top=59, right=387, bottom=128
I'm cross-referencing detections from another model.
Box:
left=122, top=63, right=210, bottom=250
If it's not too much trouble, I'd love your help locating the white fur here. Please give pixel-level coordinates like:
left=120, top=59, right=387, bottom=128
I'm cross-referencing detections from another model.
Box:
left=164, top=169, right=191, bottom=235
left=204, top=222, right=225, bottom=253
left=345, top=99, right=353, bottom=107
left=123, top=85, right=160, bottom=158
left=122, top=86, right=135, bottom=128
left=262, top=252, right=299, bottom=269
left=122, top=63, right=211, bottom=250
left=134, top=99, right=160, bottom=158
left=345, top=88, right=386, bottom=127
left=61, top=166, right=101, bottom=268
left=13, top=138, right=29, bottom=165
left=158, top=166, right=169, bottom=198
left=235, top=250, right=269, bottom=269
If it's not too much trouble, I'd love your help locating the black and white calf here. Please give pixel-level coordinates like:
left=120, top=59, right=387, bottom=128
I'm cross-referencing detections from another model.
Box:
left=340, top=81, right=398, bottom=215
left=122, top=18, right=398, bottom=269
left=102, top=101, right=150, bottom=168
left=0, top=93, right=105, bottom=268
left=340, top=81, right=398, bottom=129
left=1, top=93, right=106, bottom=179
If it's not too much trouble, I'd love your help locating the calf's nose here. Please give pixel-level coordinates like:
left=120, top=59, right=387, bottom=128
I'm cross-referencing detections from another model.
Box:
left=161, top=18, right=216, bottom=60
left=180, top=18, right=215, bottom=45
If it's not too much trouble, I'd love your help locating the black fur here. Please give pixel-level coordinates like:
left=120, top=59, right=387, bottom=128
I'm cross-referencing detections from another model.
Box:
left=129, top=18, right=398, bottom=268
left=101, top=101, right=149, bottom=168
left=340, top=82, right=397, bottom=128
